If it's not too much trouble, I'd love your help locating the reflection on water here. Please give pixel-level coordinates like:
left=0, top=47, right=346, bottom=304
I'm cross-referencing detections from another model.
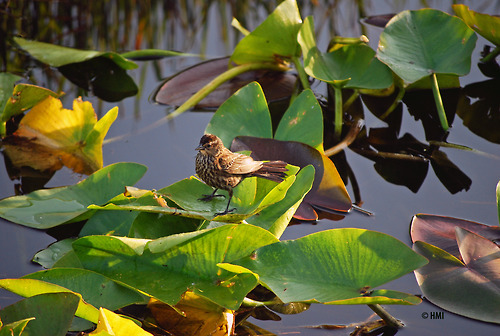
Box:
left=1, top=1, right=500, bottom=335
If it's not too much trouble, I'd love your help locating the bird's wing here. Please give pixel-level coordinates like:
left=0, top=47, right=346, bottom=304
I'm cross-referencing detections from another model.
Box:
left=219, top=152, right=262, bottom=174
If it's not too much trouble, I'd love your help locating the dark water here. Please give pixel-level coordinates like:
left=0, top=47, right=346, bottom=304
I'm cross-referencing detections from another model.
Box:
left=1, top=1, right=500, bottom=335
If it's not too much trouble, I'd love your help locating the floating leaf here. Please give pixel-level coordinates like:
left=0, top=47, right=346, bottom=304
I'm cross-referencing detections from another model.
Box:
left=22, top=268, right=147, bottom=311
left=88, top=308, right=153, bottom=336
left=233, top=228, right=427, bottom=304
left=0, top=278, right=99, bottom=323
left=377, top=9, right=477, bottom=84
left=154, top=57, right=295, bottom=108
left=274, top=89, right=324, bottom=151
left=299, top=16, right=393, bottom=90
left=0, top=162, right=147, bottom=228
left=14, top=37, right=137, bottom=69
left=413, top=228, right=500, bottom=324
left=73, top=224, right=278, bottom=310
left=0, top=292, right=80, bottom=336
left=205, top=82, right=272, bottom=147
left=232, top=136, right=351, bottom=220
left=230, top=0, right=302, bottom=65
left=453, top=5, right=500, bottom=47
left=0, top=317, right=34, bottom=336
left=1, top=84, right=60, bottom=129
left=410, top=214, right=500, bottom=259
left=2, top=96, right=117, bottom=174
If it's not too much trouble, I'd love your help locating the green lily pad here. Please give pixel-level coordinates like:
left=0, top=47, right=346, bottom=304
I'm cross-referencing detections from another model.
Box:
left=0, top=278, right=99, bottom=323
left=0, top=292, right=80, bottom=336
left=274, top=89, right=324, bottom=151
left=298, top=16, right=393, bottom=89
left=1, top=83, right=60, bottom=123
left=205, top=81, right=272, bottom=147
left=0, top=317, right=34, bottom=336
left=14, top=37, right=137, bottom=69
left=377, top=8, right=477, bottom=84
left=233, top=228, right=427, bottom=305
left=0, top=162, right=147, bottom=228
left=73, top=224, right=279, bottom=310
left=453, top=5, right=500, bottom=47
left=22, top=268, right=147, bottom=311
left=230, top=0, right=302, bottom=65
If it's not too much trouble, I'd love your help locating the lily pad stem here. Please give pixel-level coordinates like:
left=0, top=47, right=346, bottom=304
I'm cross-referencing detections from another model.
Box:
left=368, top=304, right=404, bottom=329
left=292, top=56, right=310, bottom=90
left=333, top=85, right=343, bottom=139
left=378, top=87, right=405, bottom=121
left=430, top=72, right=449, bottom=131
left=481, top=46, right=500, bottom=63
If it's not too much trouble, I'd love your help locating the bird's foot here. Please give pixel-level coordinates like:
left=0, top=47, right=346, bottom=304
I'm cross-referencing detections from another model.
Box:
left=199, top=193, right=225, bottom=202
left=215, top=208, right=236, bottom=216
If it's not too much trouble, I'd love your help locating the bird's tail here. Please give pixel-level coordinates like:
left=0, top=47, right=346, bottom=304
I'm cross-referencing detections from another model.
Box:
left=252, top=161, right=288, bottom=182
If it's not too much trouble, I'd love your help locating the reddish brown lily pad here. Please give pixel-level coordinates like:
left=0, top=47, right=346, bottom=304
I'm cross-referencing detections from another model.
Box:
left=153, top=57, right=296, bottom=108
left=231, top=136, right=352, bottom=220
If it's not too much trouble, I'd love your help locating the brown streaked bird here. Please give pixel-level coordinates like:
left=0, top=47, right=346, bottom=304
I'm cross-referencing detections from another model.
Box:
left=195, top=134, right=288, bottom=216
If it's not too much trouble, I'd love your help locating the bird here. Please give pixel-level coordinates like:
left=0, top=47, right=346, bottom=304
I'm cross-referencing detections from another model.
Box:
left=195, top=134, right=288, bottom=216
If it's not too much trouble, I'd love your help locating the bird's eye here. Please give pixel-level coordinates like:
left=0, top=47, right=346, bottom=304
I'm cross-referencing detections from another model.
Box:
left=206, top=144, right=212, bottom=148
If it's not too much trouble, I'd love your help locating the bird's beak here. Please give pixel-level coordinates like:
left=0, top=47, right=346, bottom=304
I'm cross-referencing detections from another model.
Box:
left=195, top=145, right=203, bottom=151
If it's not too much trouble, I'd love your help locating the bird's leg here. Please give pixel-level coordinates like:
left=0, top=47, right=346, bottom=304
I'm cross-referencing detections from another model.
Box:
left=215, top=189, right=236, bottom=216
left=199, top=188, right=225, bottom=202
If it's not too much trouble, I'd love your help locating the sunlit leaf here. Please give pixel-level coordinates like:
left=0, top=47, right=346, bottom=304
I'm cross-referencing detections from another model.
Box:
left=22, top=268, right=147, bottom=311
left=274, top=89, right=324, bottom=151
left=245, top=165, right=314, bottom=238
left=232, top=136, right=351, bottom=220
left=298, top=16, right=393, bottom=90
left=14, top=37, right=137, bottom=69
left=0, top=162, right=147, bottom=228
left=2, top=96, right=117, bottom=174
left=88, top=308, right=152, bottom=336
left=154, top=57, right=295, bottom=108
left=233, top=228, right=427, bottom=304
left=377, top=9, right=477, bottom=84
left=0, top=278, right=99, bottom=323
left=453, top=5, right=500, bottom=47
left=410, top=214, right=500, bottom=259
left=73, top=224, right=278, bottom=310
left=1, top=84, right=61, bottom=124
left=120, top=48, right=193, bottom=60
left=0, top=292, right=79, bottom=336
left=0, top=317, right=34, bottom=336
left=205, top=82, right=272, bottom=147
left=230, top=0, right=302, bottom=65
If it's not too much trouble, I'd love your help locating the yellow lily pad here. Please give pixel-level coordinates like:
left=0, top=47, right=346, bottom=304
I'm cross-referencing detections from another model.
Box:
left=3, top=96, right=117, bottom=175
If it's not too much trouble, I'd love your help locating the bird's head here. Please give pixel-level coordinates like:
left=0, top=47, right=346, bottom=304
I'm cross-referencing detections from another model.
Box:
left=195, top=134, right=224, bottom=155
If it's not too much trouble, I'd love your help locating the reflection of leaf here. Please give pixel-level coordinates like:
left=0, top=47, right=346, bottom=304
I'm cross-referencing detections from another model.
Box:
left=230, top=0, right=302, bottom=65
left=154, top=57, right=295, bottom=108
left=410, top=214, right=500, bottom=259
left=457, top=79, right=500, bottom=143
left=233, top=228, right=427, bottom=305
left=232, top=136, right=351, bottom=220
left=0, top=162, right=147, bottom=229
left=3, top=96, right=117, bottom=174
left=413, top=228, right=500, bottom=324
